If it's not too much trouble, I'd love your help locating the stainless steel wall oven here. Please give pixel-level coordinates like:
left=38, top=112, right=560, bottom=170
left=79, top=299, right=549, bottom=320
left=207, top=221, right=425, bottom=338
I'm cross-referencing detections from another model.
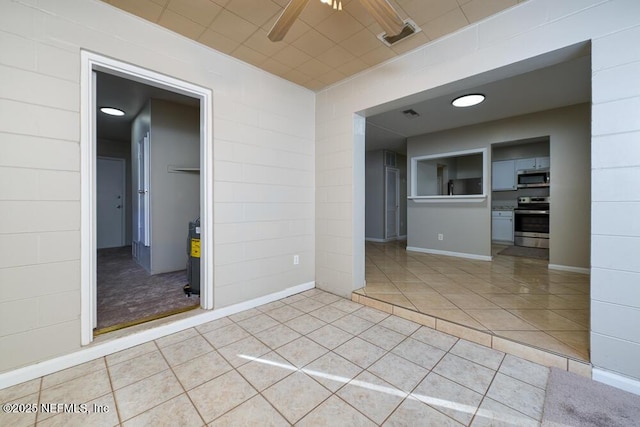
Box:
left=514, top=196, right=550, bottom=248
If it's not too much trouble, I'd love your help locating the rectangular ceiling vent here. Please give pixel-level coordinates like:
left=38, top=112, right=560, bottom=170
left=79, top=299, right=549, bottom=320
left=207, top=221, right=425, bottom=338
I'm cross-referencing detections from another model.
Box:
left=377, top=19, right=421, bottom=47
left=402, top=108, right=420, bottom=119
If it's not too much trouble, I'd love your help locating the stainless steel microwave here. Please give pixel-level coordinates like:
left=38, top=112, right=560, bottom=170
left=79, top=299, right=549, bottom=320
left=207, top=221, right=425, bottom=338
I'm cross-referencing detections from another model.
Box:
left=517, top=169, right=550, bottom=188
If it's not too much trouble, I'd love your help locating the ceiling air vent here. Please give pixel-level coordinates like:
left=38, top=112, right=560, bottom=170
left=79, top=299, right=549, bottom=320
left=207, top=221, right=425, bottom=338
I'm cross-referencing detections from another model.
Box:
left=377, top=19, right=421, bottom=47
left=402, top=108, right=420, bottom=119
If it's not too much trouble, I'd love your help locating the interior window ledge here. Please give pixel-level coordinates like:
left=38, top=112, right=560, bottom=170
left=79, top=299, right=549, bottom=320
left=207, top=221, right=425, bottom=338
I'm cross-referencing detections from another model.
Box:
left=408, top=195, right=487, bottom=203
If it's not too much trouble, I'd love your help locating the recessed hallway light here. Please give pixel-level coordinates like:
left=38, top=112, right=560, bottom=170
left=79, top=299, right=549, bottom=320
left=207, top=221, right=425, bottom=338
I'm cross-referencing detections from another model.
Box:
left=100, top=107, right=125, bottom=116
left=452, top=94, right=485, bottom=108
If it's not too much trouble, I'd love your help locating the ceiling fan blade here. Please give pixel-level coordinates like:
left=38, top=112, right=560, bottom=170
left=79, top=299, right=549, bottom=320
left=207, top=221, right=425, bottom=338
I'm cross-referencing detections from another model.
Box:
left=268, top=0, right=311, bottom=42
left=358, top=0, right=404, bottom=37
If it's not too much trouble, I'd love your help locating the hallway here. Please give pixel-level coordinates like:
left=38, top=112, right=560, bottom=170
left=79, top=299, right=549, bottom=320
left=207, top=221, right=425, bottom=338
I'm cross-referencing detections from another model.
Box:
left=96, top=246, right=200, bottom=333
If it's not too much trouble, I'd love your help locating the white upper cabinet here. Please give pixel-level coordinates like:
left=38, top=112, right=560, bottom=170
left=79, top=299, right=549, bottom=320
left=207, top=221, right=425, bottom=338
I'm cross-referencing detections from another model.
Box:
left=515, top=157, right=536, bottom=171
left=492, top=160, right=516, bottom=191
left=535, top=156, right=550, bottom=169
left=515, top=156, right=549, bottom=171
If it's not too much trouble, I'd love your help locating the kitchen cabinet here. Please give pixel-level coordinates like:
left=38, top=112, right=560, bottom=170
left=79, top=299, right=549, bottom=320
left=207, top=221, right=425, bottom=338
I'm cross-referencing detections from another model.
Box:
left=492, top=210, right=514, bottom=242
left=492, top=160, right=516, bottom=191
left=535, top=156, right=550, bottom=169
left=515, top=156, right=549, bottom=171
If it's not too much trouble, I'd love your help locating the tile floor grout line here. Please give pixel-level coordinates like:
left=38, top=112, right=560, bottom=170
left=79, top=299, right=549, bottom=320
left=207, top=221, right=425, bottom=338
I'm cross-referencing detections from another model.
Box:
left=370, top=334, right=456, bottom=426
left=226, top=302, right=373, bottom=425
left=467, top=349, right=509, bottom=426
left=34, top=375, right=43, bottom=425
left=113, top=339, right=191, bottom=425
left=103, top=355, right=124, bottom=426
left=160, top=334, right=209, bottom=427
left=231, top=352, right=294, bottom=425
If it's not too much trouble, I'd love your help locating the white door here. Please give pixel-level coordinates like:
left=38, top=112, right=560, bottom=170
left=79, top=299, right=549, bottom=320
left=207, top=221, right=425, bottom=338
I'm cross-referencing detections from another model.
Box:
left=97, top=157, right=125, bottom=249
left=385, top=167, right=400, bottom=240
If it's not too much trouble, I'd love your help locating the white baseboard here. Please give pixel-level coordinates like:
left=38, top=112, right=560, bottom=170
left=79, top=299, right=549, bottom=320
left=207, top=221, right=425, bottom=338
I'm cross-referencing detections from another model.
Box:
left=406, top=246, right=492, bottom=261
left=0, top=281, right=315, bottom=390
left=592, top=367, right=640, bottom=396
left=365, top=237, right=407, bottom=243
left=548, top=264, right=590, bottom=275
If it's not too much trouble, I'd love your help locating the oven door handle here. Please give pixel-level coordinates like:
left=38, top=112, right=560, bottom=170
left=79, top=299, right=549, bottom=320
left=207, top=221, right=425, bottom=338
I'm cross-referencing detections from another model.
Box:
left=514, top=209, right=549, bottom=214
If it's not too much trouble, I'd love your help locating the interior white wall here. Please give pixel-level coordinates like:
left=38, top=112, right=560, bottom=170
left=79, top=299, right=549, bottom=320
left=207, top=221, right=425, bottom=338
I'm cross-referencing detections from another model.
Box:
left=590, top=19, right=640, bottom=387
left=0, top=0, right=314, bottom=373
left=315, top=0, right=640, bottom=387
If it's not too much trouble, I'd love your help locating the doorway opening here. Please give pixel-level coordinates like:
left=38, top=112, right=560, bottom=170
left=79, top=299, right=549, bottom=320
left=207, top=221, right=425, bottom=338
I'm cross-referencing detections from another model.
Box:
left=358, top=43, right=591, bottom=362
left=81, top=52, right=213, bottom=344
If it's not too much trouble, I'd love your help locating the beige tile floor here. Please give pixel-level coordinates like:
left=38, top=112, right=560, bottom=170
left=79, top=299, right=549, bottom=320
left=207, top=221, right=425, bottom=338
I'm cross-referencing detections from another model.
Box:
left=358, top=241, right=590, bottom=361
left=1, top=289, right=551, bottom=426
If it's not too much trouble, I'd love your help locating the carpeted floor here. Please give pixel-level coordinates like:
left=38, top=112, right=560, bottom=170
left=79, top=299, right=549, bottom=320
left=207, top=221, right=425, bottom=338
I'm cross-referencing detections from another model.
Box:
left=498, top=245, right=549, bottom=260
left=96, top=246, right=200, bottom=332
left=542, top=368, right=640, bottom=426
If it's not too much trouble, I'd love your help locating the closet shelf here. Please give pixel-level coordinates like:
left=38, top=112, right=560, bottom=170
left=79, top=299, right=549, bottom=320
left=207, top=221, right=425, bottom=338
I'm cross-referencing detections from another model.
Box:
left=168, top=166, right=200, bottom=173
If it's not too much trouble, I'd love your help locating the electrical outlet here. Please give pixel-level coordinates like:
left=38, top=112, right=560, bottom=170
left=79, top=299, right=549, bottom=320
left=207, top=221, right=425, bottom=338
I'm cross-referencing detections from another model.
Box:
left=293, top=255, right=299, bottom=265
left=438, top=233, right=444, bottom=241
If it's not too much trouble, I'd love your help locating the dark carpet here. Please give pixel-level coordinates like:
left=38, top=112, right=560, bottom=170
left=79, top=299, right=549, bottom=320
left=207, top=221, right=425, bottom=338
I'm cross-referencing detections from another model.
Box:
left=498, top=245, right=549, bottom=260
left=96, top=246, right=200, bottom=331
left=542, top=368, right=640, bottom=427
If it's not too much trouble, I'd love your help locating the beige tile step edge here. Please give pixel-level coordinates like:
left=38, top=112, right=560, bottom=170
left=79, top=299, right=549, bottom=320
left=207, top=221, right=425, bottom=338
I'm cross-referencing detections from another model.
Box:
left=352, top=293, right=592, bottom=379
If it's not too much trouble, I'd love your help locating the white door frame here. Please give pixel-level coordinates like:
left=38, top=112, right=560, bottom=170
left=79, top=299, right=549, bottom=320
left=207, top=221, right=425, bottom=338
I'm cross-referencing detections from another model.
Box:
left=80, top=51, right=214, bottom=345
left=96, top=156, right=126, bottom=249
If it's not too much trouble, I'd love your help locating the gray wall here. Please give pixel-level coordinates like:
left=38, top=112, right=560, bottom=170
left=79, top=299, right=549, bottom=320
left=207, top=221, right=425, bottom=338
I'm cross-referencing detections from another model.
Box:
left=149, top=99, right=200, bottom=274
left=131, top=100, right=200, bottom=274
left=365, top=150, right=384, bottom=240
left=97, top=138, right=132, bottom=244
left=493, top=139, right=549, bottom=161
left=407, top=103, right=590, bottom=268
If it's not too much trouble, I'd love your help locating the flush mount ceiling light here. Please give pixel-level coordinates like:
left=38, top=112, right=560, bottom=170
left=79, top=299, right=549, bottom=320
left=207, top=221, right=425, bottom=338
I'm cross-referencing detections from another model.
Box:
left=100, top=107, right=125, bottom=116
left=452, top=94, right=485, bottom=108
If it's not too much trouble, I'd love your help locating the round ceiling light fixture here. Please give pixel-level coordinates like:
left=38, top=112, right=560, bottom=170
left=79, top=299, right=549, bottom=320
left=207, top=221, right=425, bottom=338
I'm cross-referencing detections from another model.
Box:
left=451, top=94, right=485, bottom=108
left=100, top=107, right=125, bottom=116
